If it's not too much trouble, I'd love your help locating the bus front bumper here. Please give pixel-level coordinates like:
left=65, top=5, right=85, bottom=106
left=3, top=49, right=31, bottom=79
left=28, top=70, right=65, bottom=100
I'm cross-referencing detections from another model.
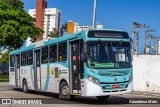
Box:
left=81, top=79, right=133, bottom=96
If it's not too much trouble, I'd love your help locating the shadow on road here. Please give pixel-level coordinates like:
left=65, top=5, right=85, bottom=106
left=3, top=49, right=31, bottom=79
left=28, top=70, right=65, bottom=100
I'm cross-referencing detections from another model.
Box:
left=12, top=88, right=129, bottom=105
left=73, top=96, right=129, bottom=104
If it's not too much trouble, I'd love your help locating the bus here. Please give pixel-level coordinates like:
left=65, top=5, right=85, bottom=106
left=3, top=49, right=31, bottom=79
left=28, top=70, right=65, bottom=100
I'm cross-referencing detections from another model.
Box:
left=9, top=29, right=133, bottom=100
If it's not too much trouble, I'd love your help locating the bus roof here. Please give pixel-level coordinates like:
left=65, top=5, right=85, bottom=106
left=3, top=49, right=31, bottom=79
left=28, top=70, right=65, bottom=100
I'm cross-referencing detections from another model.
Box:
left=10, top=29, right=127, bottom=55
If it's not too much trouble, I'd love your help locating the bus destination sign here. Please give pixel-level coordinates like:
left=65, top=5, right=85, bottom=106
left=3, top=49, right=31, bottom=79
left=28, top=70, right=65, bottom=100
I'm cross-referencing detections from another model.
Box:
left=88, top=30, right=129, bottom=39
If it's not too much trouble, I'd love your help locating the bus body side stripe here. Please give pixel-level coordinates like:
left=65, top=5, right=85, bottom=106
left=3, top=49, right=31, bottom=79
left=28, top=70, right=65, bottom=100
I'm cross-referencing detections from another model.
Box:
left=43, top=63, right=50, bottom=91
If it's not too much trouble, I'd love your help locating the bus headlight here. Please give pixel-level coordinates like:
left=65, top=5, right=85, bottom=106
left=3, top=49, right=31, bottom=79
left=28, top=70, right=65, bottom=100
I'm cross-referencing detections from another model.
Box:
left=87, top=75, right=100, bottom=84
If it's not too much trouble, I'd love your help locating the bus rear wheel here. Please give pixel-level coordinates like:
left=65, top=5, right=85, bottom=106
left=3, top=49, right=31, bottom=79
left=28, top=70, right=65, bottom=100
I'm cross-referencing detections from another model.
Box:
left=96, top=95, right=110, bottom=101
left=23, top=80, right=28, bottom=93
left=59, top=81, right=74, bottom=100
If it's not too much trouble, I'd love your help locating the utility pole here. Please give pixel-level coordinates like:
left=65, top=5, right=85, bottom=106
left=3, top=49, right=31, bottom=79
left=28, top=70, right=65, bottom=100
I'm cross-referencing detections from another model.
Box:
left=148, top=34, right=152, bottom=50
left=144, top=29, right=156, bottom=54
left=136, top=28, right=140, bottom=54
left=157, top=38, right=160, bottom=55
left=147, top=34, right=156, bottom=53
left=133, top=22, right=150, bottom=54
left=92, top=0, right=97, bottom=29
left=132, top=24, right=135, bottom=54
left=132, top=22, right=139, bottom=54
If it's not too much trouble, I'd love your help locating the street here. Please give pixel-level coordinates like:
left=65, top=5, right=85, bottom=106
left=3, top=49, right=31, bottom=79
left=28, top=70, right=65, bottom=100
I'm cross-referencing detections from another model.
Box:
left=0, top=82, right=160, bottom=107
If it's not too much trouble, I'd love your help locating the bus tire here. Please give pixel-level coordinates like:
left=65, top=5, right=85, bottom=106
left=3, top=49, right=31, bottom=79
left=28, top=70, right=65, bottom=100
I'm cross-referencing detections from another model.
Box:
left=59, top=81, right=73, bottom=100
left=23, top=80, right=28, bottom=93
left=96, top=95, right=110, bottom=101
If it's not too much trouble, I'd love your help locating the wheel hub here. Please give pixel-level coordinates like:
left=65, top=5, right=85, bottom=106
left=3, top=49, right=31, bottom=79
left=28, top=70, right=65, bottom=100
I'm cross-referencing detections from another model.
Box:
left=62, top=86, right=69, bottom=96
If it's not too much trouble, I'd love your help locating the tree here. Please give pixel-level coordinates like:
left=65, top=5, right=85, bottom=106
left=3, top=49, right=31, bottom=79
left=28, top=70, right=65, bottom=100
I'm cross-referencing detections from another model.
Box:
left=0, top=50, right=10, bottom=64
left=0, top=0, right=43, bottom=50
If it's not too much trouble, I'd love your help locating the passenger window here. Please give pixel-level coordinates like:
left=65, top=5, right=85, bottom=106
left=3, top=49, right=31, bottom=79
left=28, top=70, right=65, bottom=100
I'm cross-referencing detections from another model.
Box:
left=49, top=45, right=57, bottom=62
left=42, top=47, right=48, bottom=63
left=21, top=52, right=26, bottom=66
left=10, top=55, right=15, bottom=67
left=27, top=50, right=33, bottom=65
left=16, top=55, right=20, bottom=68
left=58, top=42, right=67, bottom=61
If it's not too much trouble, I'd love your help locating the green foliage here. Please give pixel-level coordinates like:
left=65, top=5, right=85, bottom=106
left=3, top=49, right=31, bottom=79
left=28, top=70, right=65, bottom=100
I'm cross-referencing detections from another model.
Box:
left=0, top=50, right=10, bottom=63
left=0, top=0, right=44, bottom=49
left=0, top=75, right=9, bottom=82
left=60, top=22, right=67, bottom=36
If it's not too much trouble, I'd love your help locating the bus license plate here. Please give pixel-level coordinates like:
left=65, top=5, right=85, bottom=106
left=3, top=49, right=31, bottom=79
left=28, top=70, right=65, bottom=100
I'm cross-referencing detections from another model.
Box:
left=112, top=84, right=120, bottom=88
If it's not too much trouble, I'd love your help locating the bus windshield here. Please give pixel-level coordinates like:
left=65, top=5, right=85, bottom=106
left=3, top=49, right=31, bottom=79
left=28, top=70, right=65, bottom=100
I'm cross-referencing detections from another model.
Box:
left=87, top=41, right=132, bottom=69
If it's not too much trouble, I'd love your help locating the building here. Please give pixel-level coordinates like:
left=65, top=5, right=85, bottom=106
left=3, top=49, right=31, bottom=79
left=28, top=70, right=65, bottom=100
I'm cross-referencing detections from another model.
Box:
left=67, top=21, right=91, bottom=34
left=29, top=0, right=61, bottom=41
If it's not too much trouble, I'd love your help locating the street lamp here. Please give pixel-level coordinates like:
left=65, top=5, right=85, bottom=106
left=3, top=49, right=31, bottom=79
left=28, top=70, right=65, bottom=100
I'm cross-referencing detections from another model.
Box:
left=92, top=0, right=97, bottom=29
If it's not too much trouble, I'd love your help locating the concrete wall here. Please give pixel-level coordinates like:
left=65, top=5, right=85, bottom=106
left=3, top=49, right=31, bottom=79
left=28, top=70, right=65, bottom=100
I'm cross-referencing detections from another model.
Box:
left=133, top=54, right=160, bottom=93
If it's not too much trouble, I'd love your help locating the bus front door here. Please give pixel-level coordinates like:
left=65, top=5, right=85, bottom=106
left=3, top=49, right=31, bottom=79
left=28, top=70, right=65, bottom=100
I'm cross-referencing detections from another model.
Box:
left=15, top=54, right=20, bottom=87
left=70, top=40, right=83, bottom=94
left=34, top=50, right=41, bottom=90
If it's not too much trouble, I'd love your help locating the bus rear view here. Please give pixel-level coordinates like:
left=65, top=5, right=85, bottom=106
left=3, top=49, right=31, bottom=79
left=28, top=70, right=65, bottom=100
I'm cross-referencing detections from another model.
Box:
left=81, top=30, right=133, bottom=100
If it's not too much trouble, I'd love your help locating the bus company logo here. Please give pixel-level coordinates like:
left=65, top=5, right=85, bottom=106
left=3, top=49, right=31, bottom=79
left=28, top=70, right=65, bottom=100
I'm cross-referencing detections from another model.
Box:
left=2, top=99, right=11, bottom=104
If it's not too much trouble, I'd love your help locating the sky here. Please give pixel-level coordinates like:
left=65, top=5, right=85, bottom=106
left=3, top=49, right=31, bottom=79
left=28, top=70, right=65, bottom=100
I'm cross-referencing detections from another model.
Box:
left=22, top=0, right=160, bottom=53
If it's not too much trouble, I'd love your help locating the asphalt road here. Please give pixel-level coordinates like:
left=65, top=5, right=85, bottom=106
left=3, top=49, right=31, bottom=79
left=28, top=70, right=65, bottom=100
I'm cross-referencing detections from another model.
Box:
left=0, top=82, right=160, bottom=107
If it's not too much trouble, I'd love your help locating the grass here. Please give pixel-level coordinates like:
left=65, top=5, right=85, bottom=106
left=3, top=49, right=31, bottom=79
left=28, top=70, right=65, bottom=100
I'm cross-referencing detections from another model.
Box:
left=0, top=75, right=9, bottom=82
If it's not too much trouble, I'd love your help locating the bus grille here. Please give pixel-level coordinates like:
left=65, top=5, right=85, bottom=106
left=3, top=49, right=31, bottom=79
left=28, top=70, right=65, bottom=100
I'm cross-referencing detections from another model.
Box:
left=103, top=89, right=127, bottom=93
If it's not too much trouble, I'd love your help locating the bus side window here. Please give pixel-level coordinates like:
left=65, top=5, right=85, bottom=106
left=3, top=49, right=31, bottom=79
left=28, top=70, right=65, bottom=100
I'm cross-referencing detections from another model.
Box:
left=42, top=47, right=48, bottom=63
left=21, top=52, right=26, bottom=66
left=27, top=50, right=33, bottom=65
left=49, top=45, right=57, bottom=62
left=58, top=42, right=67, bottom=62
left=10, top=55, right=15, bottom=67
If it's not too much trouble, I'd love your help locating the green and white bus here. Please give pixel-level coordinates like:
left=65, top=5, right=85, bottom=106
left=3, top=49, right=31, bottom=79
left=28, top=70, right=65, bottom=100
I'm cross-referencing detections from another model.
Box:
left=9, top=29, right=133, bottom=100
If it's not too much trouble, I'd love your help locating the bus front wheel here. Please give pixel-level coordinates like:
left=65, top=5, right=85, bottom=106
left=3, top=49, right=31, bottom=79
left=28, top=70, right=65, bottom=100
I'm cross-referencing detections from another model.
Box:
left=59, top=81, right=74, bottom=100
left=96, top=95, right=110, bottom=101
